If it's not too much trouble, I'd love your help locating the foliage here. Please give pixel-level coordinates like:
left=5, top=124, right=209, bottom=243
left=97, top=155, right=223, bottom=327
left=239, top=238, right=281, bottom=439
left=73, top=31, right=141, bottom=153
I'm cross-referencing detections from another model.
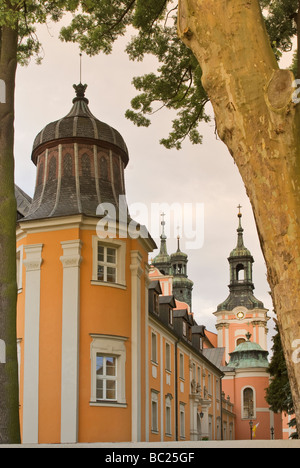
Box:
left=2, top=0, right=299, bottom=149
left=266, top=322, right=298, bottom=439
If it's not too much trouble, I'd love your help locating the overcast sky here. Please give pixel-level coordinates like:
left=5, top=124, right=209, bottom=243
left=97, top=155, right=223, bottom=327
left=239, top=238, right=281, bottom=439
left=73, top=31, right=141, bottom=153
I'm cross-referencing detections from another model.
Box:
left=13, top=19, right=289, bottom=352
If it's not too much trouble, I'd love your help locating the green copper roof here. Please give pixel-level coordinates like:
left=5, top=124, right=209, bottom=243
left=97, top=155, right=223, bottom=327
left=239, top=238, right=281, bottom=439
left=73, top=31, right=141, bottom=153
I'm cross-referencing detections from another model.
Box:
left=228, top=334, right=269, bottom=369
left=229, top=212, right=252, bottom=258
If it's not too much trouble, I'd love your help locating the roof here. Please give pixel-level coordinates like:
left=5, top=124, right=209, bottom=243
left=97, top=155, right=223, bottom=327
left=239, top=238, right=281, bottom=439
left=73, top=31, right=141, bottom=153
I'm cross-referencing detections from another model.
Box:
left=228, top=339, right=269, bottom=369
left=203, top=348, right=225, bottom=370
left=148, top=280, right=162, bottom=295
left=159, top=295, right=176, bottom=308
left=15, top=185, right=32, bottom=219
left=31, top=83, right=129, bottom=166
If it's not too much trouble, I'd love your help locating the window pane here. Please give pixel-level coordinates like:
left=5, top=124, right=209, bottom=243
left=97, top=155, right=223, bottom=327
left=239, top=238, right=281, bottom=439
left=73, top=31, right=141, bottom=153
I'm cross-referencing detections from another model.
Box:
left=106, top=380, right=116, bottom=400
left=107, top=267, right=116, bottom=283
left=96, top=379, right=103, bottom=400
left=97, top=265, right=104, bottom=281
left=98, top=245, right=104, bottom=262
left=107, top=248, right=116, bottom=264
left=106, top=357, right=116, bottom=376
left=96, top=355, right=104, bottom=375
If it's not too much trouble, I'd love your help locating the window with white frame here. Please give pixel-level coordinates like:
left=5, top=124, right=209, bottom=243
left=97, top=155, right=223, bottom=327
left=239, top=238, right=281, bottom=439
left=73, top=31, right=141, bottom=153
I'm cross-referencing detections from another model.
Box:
left=165, top=395, right=172, bottom=436
left=179, top=353, right=184, bottom=380
left=180, top=403, right=185, bottom=439
left=92, top=237, right=126, bottom=288
left=151, top=391, right=159, bottom=433
left=165, top=342, right=171, bottom=372
left=242, top=387, right=255, bottom=419
left=151, top=332, right=157, bottom=363
left=97, top=245, right=117, bottom=283
left=90, top=334, right=127, bottom=407
left=96, top=355, right=117, bottom=401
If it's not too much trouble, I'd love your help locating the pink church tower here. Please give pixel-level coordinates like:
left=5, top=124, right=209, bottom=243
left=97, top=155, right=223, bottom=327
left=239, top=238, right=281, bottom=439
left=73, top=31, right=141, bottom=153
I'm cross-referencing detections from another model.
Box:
left=214, top=207, right=269, bottom=362
left=214, top=208, right=282, bottom=440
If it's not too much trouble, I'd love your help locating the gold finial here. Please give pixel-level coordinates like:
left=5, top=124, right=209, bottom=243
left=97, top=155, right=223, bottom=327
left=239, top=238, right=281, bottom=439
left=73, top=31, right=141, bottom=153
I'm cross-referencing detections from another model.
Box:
left=237, top=204, right=242, bottom=217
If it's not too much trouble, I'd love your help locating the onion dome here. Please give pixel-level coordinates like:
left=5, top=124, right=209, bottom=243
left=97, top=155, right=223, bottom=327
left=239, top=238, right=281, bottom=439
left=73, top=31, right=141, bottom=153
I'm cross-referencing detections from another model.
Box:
left=24, top=84, right=129, bottom=221
left=228, top=333, right=269, bottom=369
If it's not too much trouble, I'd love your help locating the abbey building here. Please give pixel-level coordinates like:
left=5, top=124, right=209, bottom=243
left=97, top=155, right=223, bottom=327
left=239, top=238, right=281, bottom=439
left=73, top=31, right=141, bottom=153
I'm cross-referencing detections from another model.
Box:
left=15, top=84, right=285, bottom=443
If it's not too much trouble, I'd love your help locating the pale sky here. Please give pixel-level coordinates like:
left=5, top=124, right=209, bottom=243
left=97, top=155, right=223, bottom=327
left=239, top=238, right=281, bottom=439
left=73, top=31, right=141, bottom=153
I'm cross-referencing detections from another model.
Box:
left=13, top=19, right=285, bottom=351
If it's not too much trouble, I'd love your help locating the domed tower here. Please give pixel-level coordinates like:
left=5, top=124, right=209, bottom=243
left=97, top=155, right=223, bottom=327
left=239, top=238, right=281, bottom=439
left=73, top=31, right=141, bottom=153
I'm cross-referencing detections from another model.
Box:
left=214, top=207, right=269, bottom=362
left=223, top=332, right=282, bottom=440
left=170, top=235, right=194, bottom=310
left=26, top=83, right=129, bottom=220
left=16, top=84, right=156, bottom=445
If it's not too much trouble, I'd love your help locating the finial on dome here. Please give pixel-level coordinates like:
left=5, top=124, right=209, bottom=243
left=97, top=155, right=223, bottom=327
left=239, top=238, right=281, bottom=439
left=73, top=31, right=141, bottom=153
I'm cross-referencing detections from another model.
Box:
left=73, top=83, right=89, bottom=104
left=246, top=331, right=251, bottom=341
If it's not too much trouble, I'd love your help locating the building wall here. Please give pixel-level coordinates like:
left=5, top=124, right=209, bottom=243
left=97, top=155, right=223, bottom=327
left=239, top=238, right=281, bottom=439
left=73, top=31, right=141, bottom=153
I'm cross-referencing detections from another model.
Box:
left=17, top=216, right=151, bottom=444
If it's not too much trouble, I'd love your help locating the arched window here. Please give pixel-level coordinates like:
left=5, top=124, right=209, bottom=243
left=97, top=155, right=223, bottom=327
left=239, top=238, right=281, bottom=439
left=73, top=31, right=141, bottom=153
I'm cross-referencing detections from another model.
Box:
left=81, top=153, right=91, bottom=177
left=237, top=338, right=246, bottom=347
left=236, top=264, right=245, bottom=281
left=63, top=153, right=72, bottom=177
left=243, top=387, right=255, bottom=419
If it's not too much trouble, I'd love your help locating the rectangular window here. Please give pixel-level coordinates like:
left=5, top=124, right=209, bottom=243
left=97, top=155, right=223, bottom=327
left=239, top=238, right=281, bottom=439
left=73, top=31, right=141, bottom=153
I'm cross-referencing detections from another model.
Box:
left=165, top=342, right=171, bottom=372
left=151, top=392, right=159, bottom=433
left=168, top=308, right=173, bottom=326
left=182, top=321, right=187, bottom=337
left=154, top=294, right=159, bottom=314
left=97, top=245, right=117, bottom=283
left=180, top=403, right=185, bottom=439
left=96, top=355, right=117, bottom=401
left=151, top=332, right=157, bottom=363
left=179, top=353, right=184, bottom=380
left=165, top=397, right=172, bottom=436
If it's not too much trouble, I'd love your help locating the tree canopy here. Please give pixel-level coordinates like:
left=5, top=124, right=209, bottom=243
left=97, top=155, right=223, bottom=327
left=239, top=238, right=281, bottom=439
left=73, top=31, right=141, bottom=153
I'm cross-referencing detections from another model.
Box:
left=4, top=0, right=300, bottom=149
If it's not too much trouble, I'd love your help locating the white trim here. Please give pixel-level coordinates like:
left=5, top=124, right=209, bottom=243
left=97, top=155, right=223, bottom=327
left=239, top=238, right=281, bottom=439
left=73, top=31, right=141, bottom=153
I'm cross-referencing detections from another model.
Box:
left=16, top=245, right=24, bottom=293
left=130, top=251, right=143, bottom=442
left=22, top=244, right=43, bottom=444
left=92, top=236, right=126, bottom=287
left=90, top=334, right=127, bottom=405
left=60, top=239, right=82, bottom=444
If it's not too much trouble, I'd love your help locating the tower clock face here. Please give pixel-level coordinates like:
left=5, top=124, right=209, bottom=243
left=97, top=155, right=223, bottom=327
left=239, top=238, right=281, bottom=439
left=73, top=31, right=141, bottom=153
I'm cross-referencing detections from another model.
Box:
left=237, top=311, right=245, bottom=320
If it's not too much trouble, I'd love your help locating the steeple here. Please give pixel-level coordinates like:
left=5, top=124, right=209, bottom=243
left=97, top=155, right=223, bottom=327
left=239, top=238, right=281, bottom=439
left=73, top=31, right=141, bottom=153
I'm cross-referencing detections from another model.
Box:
left=152, top=213, right=171, bottom=275
left=216, top=207, right=265, bottom=311
left=170, top=232, right=194, bottom=310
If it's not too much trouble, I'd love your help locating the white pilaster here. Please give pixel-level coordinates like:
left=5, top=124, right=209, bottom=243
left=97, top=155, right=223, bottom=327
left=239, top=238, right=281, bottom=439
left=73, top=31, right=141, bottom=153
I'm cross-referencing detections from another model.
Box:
left=60, top=240, right=82, bottom=444
left=144, top=263, right=150, bottom=442
left=22, top=244, right=43, bottom=444
left=130, top=251, right=143, bottom=442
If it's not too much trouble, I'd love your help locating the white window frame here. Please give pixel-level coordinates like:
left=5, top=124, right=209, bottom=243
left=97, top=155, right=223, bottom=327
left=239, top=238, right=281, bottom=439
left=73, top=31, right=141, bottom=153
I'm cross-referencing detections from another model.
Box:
left=165, top=395, right=172, bottom=436
left=96, top=355, right=118, bottom=401
left=180, top=403, right=186, bottom=439
left=241, top=385, right=256, bottom=419
left=151, top=331, right=158, bottom=364
left=165, top=341, right=171, bottom=372
left=91, top=236, right=126, bottom=289
left=179, top=353, right=184, bottom=380
left=151, top=391, right=159, bottom=433
left=90, top=334, right=128, bottom=407
left=16, top=245, right=24, bottom=293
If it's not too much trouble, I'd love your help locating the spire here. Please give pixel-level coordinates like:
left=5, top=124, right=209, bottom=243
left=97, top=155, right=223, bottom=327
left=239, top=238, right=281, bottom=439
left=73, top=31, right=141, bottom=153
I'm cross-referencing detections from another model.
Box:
left=236, top=204, right=245, bottom=250
left=152, top=213, right=171, bottom=275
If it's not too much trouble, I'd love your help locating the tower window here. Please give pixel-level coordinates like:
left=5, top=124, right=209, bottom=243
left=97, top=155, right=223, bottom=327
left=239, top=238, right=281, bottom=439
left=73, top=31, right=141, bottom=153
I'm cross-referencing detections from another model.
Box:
left=97, top=244, right=117, bottom=283
left=96, top=355, right=117, bottom=401
left=236, top=264, right=245, bottom=281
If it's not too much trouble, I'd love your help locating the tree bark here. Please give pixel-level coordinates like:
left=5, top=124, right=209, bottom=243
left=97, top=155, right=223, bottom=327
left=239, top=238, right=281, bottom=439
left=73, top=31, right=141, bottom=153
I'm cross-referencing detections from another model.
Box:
left=0, top=24, right=21, bottom=444
left=178, top=0, right=300, bottom=432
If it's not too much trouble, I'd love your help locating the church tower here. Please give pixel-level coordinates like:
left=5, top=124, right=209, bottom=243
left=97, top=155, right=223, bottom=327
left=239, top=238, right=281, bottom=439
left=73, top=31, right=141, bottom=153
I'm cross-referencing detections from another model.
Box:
left=214, top=207, right=269, bottom=362
left=170, top=235, right=194, bottom=310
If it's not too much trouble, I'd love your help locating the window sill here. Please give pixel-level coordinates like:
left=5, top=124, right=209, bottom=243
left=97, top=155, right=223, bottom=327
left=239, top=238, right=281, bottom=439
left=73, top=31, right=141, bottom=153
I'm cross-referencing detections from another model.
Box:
left=90, top=401, right=127, bottom=408
left=91, top=280, right=127, bottom=290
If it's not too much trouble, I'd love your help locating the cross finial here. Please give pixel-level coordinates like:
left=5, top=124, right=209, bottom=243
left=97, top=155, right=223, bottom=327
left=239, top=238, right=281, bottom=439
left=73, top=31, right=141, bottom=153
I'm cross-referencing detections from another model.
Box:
left=237, top=204, right=242, bottom=216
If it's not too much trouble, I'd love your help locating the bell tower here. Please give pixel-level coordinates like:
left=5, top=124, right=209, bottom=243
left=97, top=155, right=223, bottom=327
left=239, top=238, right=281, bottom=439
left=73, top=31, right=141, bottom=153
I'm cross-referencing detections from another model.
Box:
left=214, top=207, right=270, bottom=362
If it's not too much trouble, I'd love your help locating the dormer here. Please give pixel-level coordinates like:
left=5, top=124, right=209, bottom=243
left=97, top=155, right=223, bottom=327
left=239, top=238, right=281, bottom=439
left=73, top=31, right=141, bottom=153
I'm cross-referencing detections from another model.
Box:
left=148, top=281, right=162, bottom=316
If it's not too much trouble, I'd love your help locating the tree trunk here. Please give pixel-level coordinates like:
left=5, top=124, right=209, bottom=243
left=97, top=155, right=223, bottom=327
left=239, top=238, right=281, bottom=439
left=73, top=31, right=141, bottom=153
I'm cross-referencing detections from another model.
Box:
left=0, top=25, right=21, bottom=444
left=178, top=0, right=300, bottom=433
